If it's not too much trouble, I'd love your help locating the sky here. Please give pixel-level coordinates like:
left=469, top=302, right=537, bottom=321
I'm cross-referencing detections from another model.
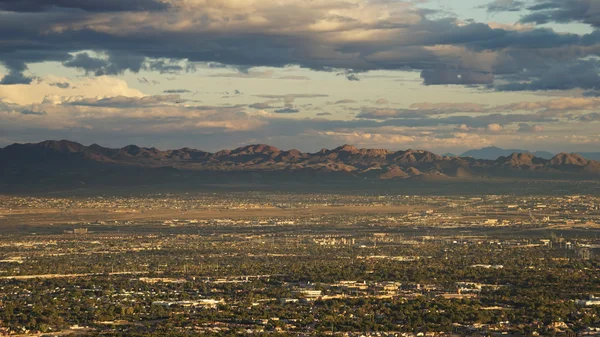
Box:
left=0, top=0, right=600, bottom=154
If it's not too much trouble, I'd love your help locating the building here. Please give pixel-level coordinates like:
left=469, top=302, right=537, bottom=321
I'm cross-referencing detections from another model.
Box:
left=294, top=289, right=322, bottom=300
left=578, top=295, right=600, bottom=306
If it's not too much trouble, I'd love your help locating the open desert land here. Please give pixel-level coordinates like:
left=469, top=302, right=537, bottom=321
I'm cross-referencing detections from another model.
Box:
left=0, top=203, right=428, bottom=226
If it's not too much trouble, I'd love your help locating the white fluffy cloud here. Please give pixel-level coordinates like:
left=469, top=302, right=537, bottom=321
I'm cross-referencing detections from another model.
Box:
left=0, top=76, right=143, bottom=105
left=486, top=123, right=504, bottom=133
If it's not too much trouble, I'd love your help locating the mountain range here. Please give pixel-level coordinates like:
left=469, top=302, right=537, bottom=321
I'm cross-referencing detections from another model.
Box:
left=1, top=140, right=600, bottom=192
left=460, top=146, right=600, bottom=161
left=460, top=146, right=555, bottom=160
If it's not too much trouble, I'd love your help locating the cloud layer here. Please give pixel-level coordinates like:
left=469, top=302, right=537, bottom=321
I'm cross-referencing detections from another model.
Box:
left=0, top=0, right=598, bottom=91
left=2, top=73, right=600, bottom=153
left=1, top=0, right=600, bottom=153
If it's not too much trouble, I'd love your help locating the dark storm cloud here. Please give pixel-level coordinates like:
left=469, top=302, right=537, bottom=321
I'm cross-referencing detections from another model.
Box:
left=62, top=52, right=146, bottom=76
left=495, top=59, right=600, bottom=91
left=146, top=60, right=183, bottom=74
left=0, top=1, right=599, bottom=91
left=521, top=0, right=600, bottom=28
left=485, top=0, right=599, bottom=28
left=421, top=69, right=494, bottom=86
left=0, top=0, right=169, bottom=12
left=146, top=59, right=196, bottom=74
left=0, top=60, right=33, bottom=84
left=466, top=28, right=584, bottom=50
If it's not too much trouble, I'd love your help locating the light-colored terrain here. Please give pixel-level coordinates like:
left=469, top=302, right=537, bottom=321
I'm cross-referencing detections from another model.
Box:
left=0, top=205, right=425, bottom=226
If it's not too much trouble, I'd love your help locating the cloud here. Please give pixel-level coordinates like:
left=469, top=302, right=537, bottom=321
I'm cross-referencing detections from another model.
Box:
left=337, top=70, right=361, bottom=81
left=0, top=75, right=143, bottom=105
left=0, top=60, right=33, bottom=85
left=63, top=52, right=145, bottom=76
left=421, top=69, right=494, bottom=86
left=357, top=102, right=488, bottom=119
left=209, top=70, right=274, bottom=79
left=146, top=59, right=192, bottom=74
left=358, top=111, right=557, bottom=128
left=62, top=53, right=195, bottom=77
left=486, top=123, right=504, bottom=133
left=517, top=123, right=544, bottom=132
left=0, top=100, right=46, bottom=116
left=357, top=108, right=424, bottom=119
left=485, top=0, right=525, bottom=13
left=163, top=89, right=191, bottom=94
left=249, top=102, right=274, bottom=109
left=408, top=102, right=487, bottom=112
left=520, top=0, right=600, bottom=28
left=48, top=82, right=70, bottom=89
left=317, top=130, right=415, bottom=146
left=1, top=92, right=261, bottom=137
left=2, top=92, right=600, bottom=153
left=333, top=99, right=356, bottom=105
left=317, top=112, right=332, bottom=116
left=137, top=77, right=160, bottom=85
left=456, top=124, right=472, bottom=132
left=307, top=128, right=508, bottom=152
left=495, top=59, right=600, bottom=92
left=0, top=0, right=170, bottom=12
left=0, top=0, right=598, bottom=91
left=495, top=97, right=600, bottom=112
left=208, top=70, right=309, bottom=81
left=274, top=108, right=300, bottom=114
left=375, top=99, right=389, bottom=106
left=278, top=75, right=310, bottom=80
left=67, top=94, right=184, bottom=108
left=255, top=94, right=329, bottom=105
left=20, top=109, right=46, bottom=115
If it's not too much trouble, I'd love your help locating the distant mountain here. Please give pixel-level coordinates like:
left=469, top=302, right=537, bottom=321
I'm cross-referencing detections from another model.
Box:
left=461, top=146, right=600, bottom=162
left=1, top=140, right=600, bottom=191
left=461, top=146, right=555, bottom=160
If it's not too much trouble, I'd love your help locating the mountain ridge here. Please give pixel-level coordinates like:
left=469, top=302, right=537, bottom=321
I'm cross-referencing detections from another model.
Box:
left=460, top=146, right=600, bottom=161
left=1, top=140, right=599, bottom=189
left=460, top=146, right=555, bottom=160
